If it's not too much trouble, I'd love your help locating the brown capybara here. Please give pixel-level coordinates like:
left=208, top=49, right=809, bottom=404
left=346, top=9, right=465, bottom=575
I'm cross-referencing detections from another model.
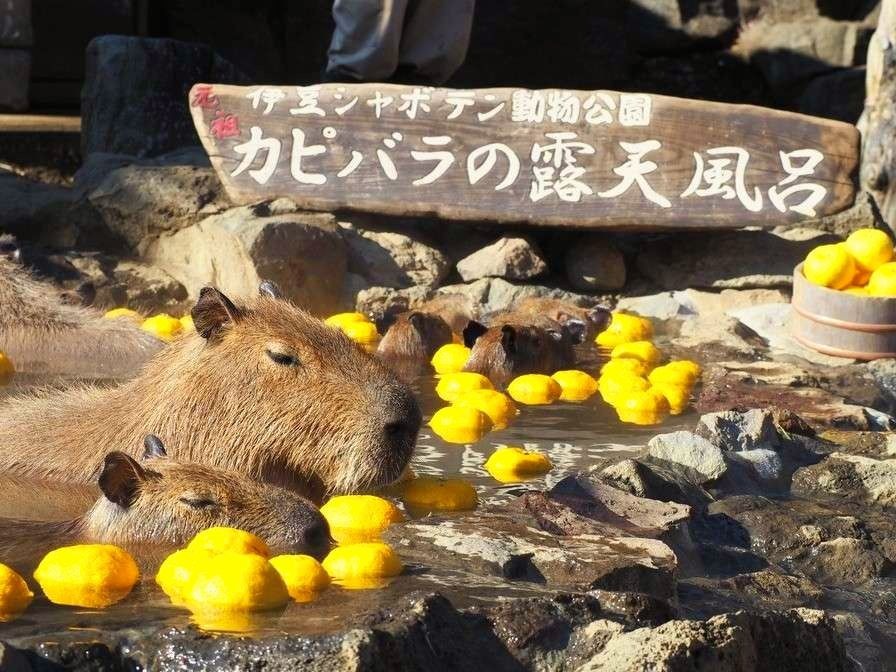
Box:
left=416, top=293, right=480, bottom=334
left=0, top=234, right=162, bottom=378
left=0, top=283, right=422, bottom=500
left=377, top=311, right=454, bottom=361
left=462, top=322, right=575, bottom=387
left=0, top=436, right=330, bottom=558
left=486, top=297, right=612, bottom=343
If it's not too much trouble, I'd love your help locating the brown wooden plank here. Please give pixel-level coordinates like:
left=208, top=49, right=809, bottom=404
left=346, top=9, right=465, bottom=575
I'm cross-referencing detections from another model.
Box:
left=189, top=83, right=860, bottom=230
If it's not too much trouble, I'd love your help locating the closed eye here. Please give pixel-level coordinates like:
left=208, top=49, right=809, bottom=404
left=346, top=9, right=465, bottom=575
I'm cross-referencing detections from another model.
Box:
left=266, top=349, right=299, bottom=367
left=179, top=496, right=217, bottom=509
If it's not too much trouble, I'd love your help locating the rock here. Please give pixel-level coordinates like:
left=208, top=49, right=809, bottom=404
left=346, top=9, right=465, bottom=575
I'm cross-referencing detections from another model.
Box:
left=615, top=292, right=696, bottom=322
left=564, top=236, right=626, bottom=291
left=728, top=303, right=858, bottom=367
left=104, top=261, right=189, bottom=314
left=0, top=49, right=29, bottom=111
left=678, top=288, right=791, bottom=318
left=579, top=609, right=853, bottom=671
left=73, top=152, right=230, bottom=253
left=0, top=171, right=74, bottom=246
left=598, top=459, right=712, bottom=507
left=793, top=452, right=896, bottom=508
left=340, top=224, right=450, bottom=290
left=437, top=277, right=597, bottom=317
left=0, top=641, right=30, bottom=672
left=696, top=408, right=788, bottom=452
left=728, top=449, right=785, bottom=481
left=646, top=432, right=728, bottom=484
left=802, top=537, right=893, bottom=585
left=354, top=285, right=432, bottom=324
left=81, top=36, right=248, bottom=157
left=0, top=0, right=32, bottom=48
left=798, top=67, right=867, bottom=124
left=145, top=205, right=346, bottom=314
left=867, top=357, right=896, bottom=414
left=717, top=569, right=824, bottom=607
left=636, top=231, right=835, bottom=291
left=736, top=17, right=873, bottom=91
left=456, top=236, right=548, bottom=282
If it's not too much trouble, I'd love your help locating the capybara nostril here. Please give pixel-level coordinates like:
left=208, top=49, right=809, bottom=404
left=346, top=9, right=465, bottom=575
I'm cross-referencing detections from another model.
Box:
left=301, top=517, right=332, bottom=557
left=384, top=419, right=414, bottom=440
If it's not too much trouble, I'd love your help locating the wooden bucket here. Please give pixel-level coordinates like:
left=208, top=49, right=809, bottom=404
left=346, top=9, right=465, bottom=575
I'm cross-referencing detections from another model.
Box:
left=791, top=263, right=896, bottom=360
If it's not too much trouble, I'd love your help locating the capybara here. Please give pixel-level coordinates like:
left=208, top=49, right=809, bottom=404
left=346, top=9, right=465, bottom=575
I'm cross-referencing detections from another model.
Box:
left=0, top=283, right=422, bottom=500
left=487, top=297, right=612, bottom=343
left=462, top=322, right=575, bottom=387
left=377, top=311, right=454, bottom=361
left=0, top=234, right=162, bottom=378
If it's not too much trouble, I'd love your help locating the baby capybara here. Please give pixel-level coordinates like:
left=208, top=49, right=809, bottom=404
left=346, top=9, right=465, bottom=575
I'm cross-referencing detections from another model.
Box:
left=487, top=297, right=612, bottom=343
left=462, top=322, right=575, bottom=387
left=0, top=234, right=162, bottom=378
left=377, top=311, right=454, bottom=361
left=0, top=283, right=422, bottom=500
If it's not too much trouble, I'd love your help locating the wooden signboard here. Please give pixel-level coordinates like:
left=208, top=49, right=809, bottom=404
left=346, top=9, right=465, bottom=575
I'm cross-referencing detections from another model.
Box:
left=190, top=83, right=859, bottom=229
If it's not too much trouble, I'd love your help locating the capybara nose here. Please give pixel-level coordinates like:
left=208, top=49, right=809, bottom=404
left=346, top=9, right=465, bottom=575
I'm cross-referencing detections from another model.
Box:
left=302, top=517, right=332, bottom=557
left=382, top=392, right=422, bottom=444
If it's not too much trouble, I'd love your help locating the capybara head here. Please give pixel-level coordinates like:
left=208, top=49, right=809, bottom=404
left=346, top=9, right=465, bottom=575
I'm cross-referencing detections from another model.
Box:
left=144, top=282, right=422, bottom=496
left=85, top=436, right=331, bottom=554
left=462, top=321, right=572, bottom=386
left=510, top=297, right=612, bottom=343
left=377, top=311, right=454, bottom=361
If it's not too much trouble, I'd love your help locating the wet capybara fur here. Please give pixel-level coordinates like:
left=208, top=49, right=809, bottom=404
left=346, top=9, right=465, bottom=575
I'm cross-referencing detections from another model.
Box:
left=0, top=283, right=422, bottom=500
left=377, top=311, right=454, bottom=361
left=486, top=297, right=612, bottom=344
left=0, top=234, right=162, bottom=378
left=462, top=322, right=575, bottom=387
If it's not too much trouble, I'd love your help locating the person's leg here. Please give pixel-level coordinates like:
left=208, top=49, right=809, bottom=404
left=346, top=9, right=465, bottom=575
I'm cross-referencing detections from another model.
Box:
left=397, top=0, right=475, bottom=85
left=325, top=0, right=408, bottom=82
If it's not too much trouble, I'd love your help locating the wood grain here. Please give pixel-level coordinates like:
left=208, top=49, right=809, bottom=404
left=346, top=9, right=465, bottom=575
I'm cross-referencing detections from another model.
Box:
left=190, top=83, right=860, bottom=230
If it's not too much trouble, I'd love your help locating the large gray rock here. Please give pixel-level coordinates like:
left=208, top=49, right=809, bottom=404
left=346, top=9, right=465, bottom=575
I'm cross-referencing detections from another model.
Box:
left=564, top=235, right=626, bottom=291
left=785, top=191, right=885, bottom=238
left=798, top=66, right=867, bottom=124
left=341, top=224, right=450, bottom=290
left=793, top=452, right=896, bottom=508
left=646, top=432, right=728, bottom=484
left=0, top=171, right=74, bottom=245
left=437, top=277, right=596, bottom=316
left=737, top=17, right=873, bottom=91
left=145, top=201, right=346, bottom=314
left=579, top=609, right=853, bottom=672
left=635, top=231, right=836, bottom=291
left=456, top=236, right=548, bottom=282
left=73, top=150, right=229, bottom=253
left=81, top=36, right=248, bottom=157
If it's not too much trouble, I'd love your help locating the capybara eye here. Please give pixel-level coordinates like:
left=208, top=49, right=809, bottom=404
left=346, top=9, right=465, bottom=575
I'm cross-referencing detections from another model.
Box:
left=266, top=348, right=299, bottom=367
left=178, top=496, right=217, bottom=509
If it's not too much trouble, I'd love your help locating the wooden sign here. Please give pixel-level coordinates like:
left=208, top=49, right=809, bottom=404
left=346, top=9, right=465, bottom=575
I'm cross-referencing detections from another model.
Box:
left=190, top=83, right=859, bottom=229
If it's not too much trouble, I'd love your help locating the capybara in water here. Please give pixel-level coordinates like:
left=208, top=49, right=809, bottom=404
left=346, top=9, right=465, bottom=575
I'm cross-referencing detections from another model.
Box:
left=0, top=234, right=162, bottom=378
left=487, top=297, right=612, bottom=343
left=462, top=322, right=575, bottom=387
left=377, top=311, right=454, bottom=361
left=0, top=283, right=421, bottom=500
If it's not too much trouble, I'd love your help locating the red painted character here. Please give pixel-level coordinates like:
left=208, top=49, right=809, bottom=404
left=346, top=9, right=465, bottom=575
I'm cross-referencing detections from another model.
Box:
left=210, top=111, right=240, bottom=139
left=191, top=85, right=218, bottom=109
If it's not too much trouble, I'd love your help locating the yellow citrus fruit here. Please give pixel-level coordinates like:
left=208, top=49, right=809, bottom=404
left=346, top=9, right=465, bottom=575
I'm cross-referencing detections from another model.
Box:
left=665, top=359, right=701, bottom=380
left=190, top=610, right=260, bottom=634
left=141, top=314, right=183, bottom=342
left=34, top=544, right=139, bottom=608
left=179, top=314, right=195, bottom=332
left=868, top=262, right=896, bottom=297
left=0, top=563, right=33, bottom=621
left=551, top=370, right=598, bottom=402
left=595, top=313, right=654, bottom=348
left=402, top=476, right=478, bottom=513
left=600, top=357, right=650, bottom=378
left=435, top=371, right=494, bottom=402
left=649, top=361, right=700, bottom=388
left=614, top=389, right=670, bottom=426
left=852, top=270, right=871, bottom=286
left=341, top=320, right=380, bottom=350
left=0, top=351, right=14, bottom=386
left=484, top=446, right=552, bottom=483
left=506, top=374, right=562, bottom=405
left=431, top=343, right=472, bottom=374
left=322, top=542, right=402, bottom=589
left=845, top=229, right=894, bottom=273
left=429, top=405, right=492, bottom=443
left=844, top=285, right=868, bottom=295
left=186, top=527, right=270, bottom=558
left=610, top=340, right=662, bottom=366
left=652, top=383, right=693, bottom=415
left=325, top=312, right=370, bottom=329
left=452, top=388, right=517, bottom=430
left=598, top=372, right=651, bottom=405
left=184, top=552, right=288, bottom=613
left=320, top=494, right=404, bottom=544
left=803, top=243, right=857, bottom=290
left=156, top=548, right=214, bottom=605
left=269, top=555, right=330, bottom=602
left=103, top=307, right=141, bottom=321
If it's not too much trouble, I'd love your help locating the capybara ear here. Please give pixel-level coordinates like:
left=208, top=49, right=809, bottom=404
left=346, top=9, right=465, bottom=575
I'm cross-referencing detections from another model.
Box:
left=191, top=287, right=243, bottom=340
left=259, top=280, right=283, bottom=299
left=142, top=434, right=167, bottom=460
left=463, top=320, right=488, bottom=348
left=562, top=317, right=588, bottom=344
left=588, top=306, right=613, bottom=333
left=408, top=312, right=426, bottom=330
left=500, top=325, right=517, bottom=353
left=98, top=451, right=147, bottom=508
